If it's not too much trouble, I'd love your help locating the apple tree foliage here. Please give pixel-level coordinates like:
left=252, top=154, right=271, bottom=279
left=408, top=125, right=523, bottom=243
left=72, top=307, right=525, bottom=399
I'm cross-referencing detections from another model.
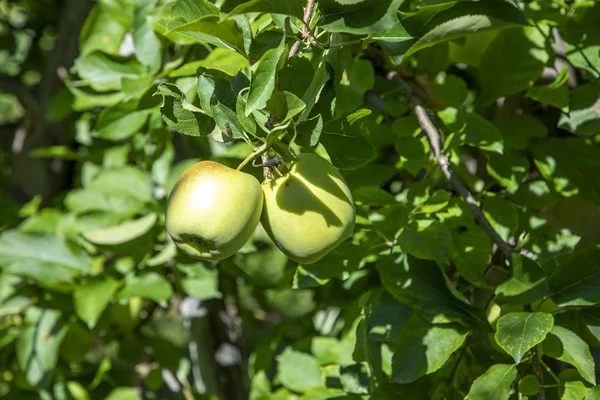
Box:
left=1, top=0, right=600, bottom=398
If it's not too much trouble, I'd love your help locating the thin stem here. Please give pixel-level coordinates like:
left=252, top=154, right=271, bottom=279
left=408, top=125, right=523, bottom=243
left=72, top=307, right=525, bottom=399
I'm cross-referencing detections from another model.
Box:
left=236, top=143, right=267, bottom=171
left=540, top=359, right=560, bottom=384
left=261, top=153, right=272, bottom=180
left=525, top=304, right=546, bottom=400
left=289, top=0, right=316, bottom=58
left=182, top=388, right=196, bottom=400
left=551, top=27, right=580, bottom=86
left=389, top=72, right=516, bottom=257
left=530, top=345, right=546, bottom=400
left=326, top=38, right=364, bottom=49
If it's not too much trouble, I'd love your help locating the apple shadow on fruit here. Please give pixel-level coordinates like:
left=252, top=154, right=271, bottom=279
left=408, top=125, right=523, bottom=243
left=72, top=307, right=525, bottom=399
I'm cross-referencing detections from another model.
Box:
left=294, top=158, right=353, bottom=204
left=271, top=173, right=352, bottom=228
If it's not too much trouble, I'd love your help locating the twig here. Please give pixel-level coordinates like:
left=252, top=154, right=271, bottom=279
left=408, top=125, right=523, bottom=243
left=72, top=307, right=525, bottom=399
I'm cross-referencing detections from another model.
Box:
left=551, top=28, right=578, bottom=88
left=288, top=0, right=316, bottom=58
left=261, top=153, right=272, bottom=180
left=530, top=346, right=545, bottom=399
left=525, top=305, right=546, bottom=400
left=389, top=72, right=515, bottom=256
left=236, top=143, right=267, bottom=171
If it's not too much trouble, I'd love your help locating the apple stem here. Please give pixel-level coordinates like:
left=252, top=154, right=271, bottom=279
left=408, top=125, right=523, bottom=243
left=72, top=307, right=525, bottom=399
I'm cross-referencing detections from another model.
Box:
left=261, top=153, right=272, bottom=179
left=236, top=143, right=267, bottom=171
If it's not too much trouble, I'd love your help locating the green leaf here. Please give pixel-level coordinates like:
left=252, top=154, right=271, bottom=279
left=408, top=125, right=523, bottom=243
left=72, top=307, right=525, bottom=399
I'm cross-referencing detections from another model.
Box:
left=478, top=28, right=545, bottom=105
left=17, top=308, right=68, bottom=388
left=395, top=136, right=430, bottom=176
left=74, top=276, right=121, bottom=329
left=171, top=0, right=220, bottom=22
left=340, top=363, right=370, bottom=394
left=170, top=48, right=249, bottom=77
left=246, top=40, right=286, bottom=116
left=298, top=50, right=330, bottom=124
left=376, top=255, right=480, bottom=326
left=559, top=369, right=591, bottom=400
left=371, top=23, right=416, bottom=64
left=279, top=56, right=315, bottom=99
left=295, top=115, right=323, bottom=147
left=320, top=133, right=377, bottom=170
left=434, top=74, right=468, bottom=107
left=415, top=190, right=450, bottom=214
left=235, top=91, right=257, bottom=136
left=105, top=387, right=141, bottom=400
left=94, top=101, right=152, bottom=141
left=197, top=73, right=246, bottom=141
left=533, top=138, right=600, bottom=201
left=582, top=309, right=600, bottom=344
left=367, top=292, right=413, bottom=343
left=0, top=230, right=92, bottom=289
left=176, top=265, right=221, bottom=307
left=486, top=151, right=530, bottom=194
left=293, top=241, right=363, bottom=288
left=566, top=44, right=600, bottom=78
left=494, top=312, right=553, bottom=363
left=450, top=225, right=492, bottom=286
left=558, top=81, right=600, bottom=137
left=156, top=83, right=215, bottom=137
left=224, top=0, right=304, bottom=19
left=266, top=91, right=306, bottom=125
left=30, top=146, right=81, bottom=161
left=334, top=59, right=375, bottom=115
left=65, top=167, right=152, bottom=217
left=238, top=243, right=288, bottom=287
left=83, top=214, right=157, bottom=246
left=132, top=0, right=162, bottom=70
left=440, top=109, right=504, bottom=153
left=518, top=375, right=540, bottom=397
left=318, top=0, right=404, bottom=35
left=74, top=52, right=146, bottom=91
left=79, top=2, right=130, bottom=56
left=512, top=180, right=559, bottom=209
left=119, top=273, right=173, bottom=306
left=404, top=0, right=527, bottom=60
left=465, top=364, right=517, bottom=400
left=495, top=114, right=547, bottom=150
left=585, top=387, right=600, bottom=400
left=397, top=219, right=452, bottom=263
left=391, top=315, right=469, bottom=384
left=546, top=245, right=600, bottom=307
left=180, top=277, right=221, bottom=301
left=495, top=253, right=550, bottom=305
left=543, top=325, right=596, bottom=385
left=166, top=16, right=246, bottom=54
left=276, top=349, right=323, bottom=393
left=482, top=196, right=518, bottom=242
left=91, top=166, right=153, bottom=203
left=311, top=336, right=355, bottom=367
left=352, top=186, right=397, bottom=206
left=526, top=67, right=570, bottom=109
left=65, top=189, right=145, bottom=217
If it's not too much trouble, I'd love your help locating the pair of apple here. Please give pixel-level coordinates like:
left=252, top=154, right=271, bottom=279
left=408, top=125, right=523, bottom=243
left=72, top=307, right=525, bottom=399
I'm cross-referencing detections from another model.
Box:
left=166, top=153, right=355, bottom=264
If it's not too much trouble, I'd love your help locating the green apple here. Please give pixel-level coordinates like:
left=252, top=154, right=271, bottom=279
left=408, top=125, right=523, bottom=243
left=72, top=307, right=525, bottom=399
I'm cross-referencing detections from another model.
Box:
left=261, top=153, right=355, bottom=264
left=166, top=161, right=263, bottom=261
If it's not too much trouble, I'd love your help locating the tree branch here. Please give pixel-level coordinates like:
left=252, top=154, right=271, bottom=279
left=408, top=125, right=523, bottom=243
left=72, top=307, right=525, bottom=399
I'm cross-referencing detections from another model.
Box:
left=550, top=28, right=578, bottom=88
left=388, top=72, right=516, bottom=256
left=288, top=0, right=316, bottom=58
left=525, top=304, right=546, bottom=400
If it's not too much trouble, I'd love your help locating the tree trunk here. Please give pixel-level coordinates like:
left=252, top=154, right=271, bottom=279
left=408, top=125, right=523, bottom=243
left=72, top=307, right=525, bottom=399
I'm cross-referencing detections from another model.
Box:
left=10, top=0, right=94, bottom=203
